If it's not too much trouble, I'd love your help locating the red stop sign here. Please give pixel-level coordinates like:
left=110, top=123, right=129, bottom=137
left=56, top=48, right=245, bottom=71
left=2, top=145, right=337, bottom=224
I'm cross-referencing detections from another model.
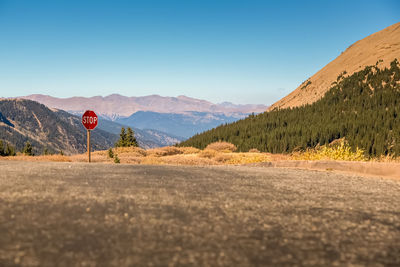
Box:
left=82, top=110, right=98, bottom=130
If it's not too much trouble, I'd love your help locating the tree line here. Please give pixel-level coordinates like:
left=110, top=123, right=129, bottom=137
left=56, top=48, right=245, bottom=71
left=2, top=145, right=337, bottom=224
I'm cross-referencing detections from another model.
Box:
left=180, top=59, right=400, bottom=158
left=0, top=140, right=54, bottom=156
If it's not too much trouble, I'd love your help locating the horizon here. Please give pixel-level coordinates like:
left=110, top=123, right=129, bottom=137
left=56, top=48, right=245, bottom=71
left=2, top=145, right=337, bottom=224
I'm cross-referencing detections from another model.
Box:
left=0, top=0, right=399, bottom=105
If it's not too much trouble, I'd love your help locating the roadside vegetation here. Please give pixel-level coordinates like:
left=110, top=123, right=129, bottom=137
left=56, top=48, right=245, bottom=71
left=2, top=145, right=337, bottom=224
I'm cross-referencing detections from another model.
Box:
left=291, top=140, right=367, bottom=161
left=3, top=141, right=399, bottom=165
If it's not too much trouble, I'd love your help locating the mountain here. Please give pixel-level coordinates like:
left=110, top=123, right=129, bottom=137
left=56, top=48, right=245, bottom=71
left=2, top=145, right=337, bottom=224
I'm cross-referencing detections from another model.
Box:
left=0, top=99, right=183, bottom=153
left=96, top=118, right=183, bottom=148
left=0, top=99, right=117, bottom=155
left=116, top=111, right=246, bottom=138
left=20, top=94, right=267, bottom=139
left=181, top=60, right=400, bottom=157
left=23, top=94, right=268, bottom=120
left=180, top=24, right=400, bottom=158
left=269, top=22, right=400, bottom=110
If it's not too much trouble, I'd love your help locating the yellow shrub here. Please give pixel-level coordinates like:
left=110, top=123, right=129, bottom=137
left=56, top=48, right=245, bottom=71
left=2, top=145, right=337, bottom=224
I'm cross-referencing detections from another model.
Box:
left=292, top=141, right=366, bottom=161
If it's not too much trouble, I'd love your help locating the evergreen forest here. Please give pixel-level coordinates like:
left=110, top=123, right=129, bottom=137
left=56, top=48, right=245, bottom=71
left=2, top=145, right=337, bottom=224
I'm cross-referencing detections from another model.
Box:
left=180, top=59, right=400, bottom=157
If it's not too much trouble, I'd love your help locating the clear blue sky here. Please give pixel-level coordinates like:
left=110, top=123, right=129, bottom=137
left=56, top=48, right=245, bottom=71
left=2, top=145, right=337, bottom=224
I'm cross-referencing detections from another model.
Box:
left=0, top=0, right=398, bottom=105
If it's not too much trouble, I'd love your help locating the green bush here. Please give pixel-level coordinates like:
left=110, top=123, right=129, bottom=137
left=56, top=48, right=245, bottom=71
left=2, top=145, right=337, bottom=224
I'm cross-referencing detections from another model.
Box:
left=114, top=154, right=120, bottom=163
left=108, top=148, right=114, bottom=158
left=23, top=141, right=34, bottom=156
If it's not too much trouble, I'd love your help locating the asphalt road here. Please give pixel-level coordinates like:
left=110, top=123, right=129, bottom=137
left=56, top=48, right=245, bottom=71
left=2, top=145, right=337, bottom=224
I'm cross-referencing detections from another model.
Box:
left=0, top=161, right=399, bottom=267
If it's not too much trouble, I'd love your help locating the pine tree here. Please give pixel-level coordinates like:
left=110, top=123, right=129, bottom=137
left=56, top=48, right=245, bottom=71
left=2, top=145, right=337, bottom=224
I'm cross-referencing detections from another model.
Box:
left=108, top=148, right=114, bottom=158
left=115, top=127, right=138, bottom=147
left=115, top=127, right=127, bottom=147
left=0, top=140, right=4, bottom=156
left=43, top=147, right=50, bottom=155
left=126, top=127, right=138, bottom=147
left=5, top=143, right=16, bottom=156
left=23, top=141, right=34, bottom=156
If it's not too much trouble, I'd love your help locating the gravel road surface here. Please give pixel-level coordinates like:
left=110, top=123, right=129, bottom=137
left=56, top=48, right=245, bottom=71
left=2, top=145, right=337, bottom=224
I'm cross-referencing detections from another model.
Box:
left=0, top=161, right=399, bottom=266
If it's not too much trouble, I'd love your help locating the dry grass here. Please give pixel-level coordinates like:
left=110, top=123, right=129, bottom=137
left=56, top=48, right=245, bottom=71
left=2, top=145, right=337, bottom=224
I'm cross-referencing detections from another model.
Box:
left=0, top=154, right=72, bottom=162
left=214, top=152, right=271, bottom=164
left=5, top=141, right=398, bottom=165
left=146, top=146, right=183, bottom=157
left=0, top=143, right=273, bottom=166
left=198, top=149, right=218, bottom=159
left=368, top=154, right=400, bottom=163
left=205, top=142, right=237, bottom=152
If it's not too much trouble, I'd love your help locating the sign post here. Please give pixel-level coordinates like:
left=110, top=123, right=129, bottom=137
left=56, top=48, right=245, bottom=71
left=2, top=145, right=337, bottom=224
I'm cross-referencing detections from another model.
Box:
left=82, top=110, right=98, bottom=163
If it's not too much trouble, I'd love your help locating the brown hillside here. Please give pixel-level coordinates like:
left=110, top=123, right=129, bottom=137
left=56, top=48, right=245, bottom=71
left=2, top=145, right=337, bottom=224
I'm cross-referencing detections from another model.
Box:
left=269, top=22, right=400, bottom=110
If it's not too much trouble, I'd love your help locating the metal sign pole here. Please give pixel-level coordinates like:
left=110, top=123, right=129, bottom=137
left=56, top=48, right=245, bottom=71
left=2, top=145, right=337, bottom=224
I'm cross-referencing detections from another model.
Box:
left=87, top=129, right=91, bottom=163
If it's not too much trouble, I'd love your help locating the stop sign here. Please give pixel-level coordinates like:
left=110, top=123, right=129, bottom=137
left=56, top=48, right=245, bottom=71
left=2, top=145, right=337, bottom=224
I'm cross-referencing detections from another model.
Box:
left=82, top=110, right=98, bottom=130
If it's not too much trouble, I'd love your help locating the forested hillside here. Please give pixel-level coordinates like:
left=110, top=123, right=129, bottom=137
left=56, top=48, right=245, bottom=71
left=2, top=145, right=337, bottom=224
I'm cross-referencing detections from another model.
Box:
left=180, top=59, right=400, bottom=157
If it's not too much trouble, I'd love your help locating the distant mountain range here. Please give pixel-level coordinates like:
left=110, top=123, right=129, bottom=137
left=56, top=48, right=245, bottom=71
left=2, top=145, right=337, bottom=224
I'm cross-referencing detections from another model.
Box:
left=0, top=99, right=116, bottom=154
left=97, top=118, right=183, bottom=148
left=116, top=111, right=245, bottom=138
left=20, top=94, right=268, bottom=138
left=0, top=99, right=183, bottom=154
left=23, top=94, right=268, bottom=120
